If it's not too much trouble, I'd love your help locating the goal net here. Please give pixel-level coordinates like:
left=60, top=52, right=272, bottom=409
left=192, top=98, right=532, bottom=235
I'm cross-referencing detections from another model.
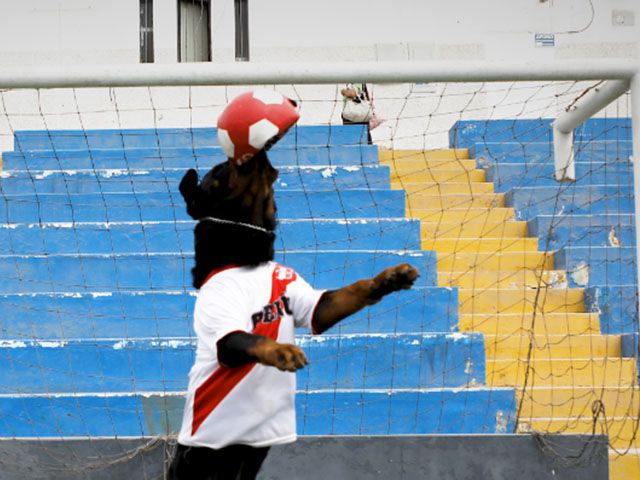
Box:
left=0, top=78, right=636, bottom=479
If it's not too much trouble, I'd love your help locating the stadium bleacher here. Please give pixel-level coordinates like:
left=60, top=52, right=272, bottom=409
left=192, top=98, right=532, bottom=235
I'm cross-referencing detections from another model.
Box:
left=0, top=124, right=515, bottom=444
left=1, top=118, right=637, bottom=478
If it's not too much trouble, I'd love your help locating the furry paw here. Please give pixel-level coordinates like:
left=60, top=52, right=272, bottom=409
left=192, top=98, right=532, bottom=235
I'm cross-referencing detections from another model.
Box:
left=371, top=263, right=420, bottom=301
left=261, top=342, right=308, bottom=372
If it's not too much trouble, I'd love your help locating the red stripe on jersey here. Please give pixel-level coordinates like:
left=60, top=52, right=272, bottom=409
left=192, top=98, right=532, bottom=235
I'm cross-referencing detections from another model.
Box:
left=270, top=265, right=297, bottom=303
left=191, top=264, right=298, bottom=435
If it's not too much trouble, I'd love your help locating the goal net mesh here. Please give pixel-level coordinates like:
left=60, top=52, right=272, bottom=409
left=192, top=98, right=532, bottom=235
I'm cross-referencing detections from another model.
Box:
left=0, top=81, right=635, bottom=477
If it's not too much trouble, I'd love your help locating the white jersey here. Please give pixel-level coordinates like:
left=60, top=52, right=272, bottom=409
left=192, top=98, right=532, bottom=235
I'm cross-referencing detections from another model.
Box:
left=177, top=261, right=325, bottom=449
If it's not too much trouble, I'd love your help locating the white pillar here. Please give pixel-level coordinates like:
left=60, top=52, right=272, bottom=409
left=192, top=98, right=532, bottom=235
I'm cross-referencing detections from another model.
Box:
left=632, top=74, right=640, bottom=309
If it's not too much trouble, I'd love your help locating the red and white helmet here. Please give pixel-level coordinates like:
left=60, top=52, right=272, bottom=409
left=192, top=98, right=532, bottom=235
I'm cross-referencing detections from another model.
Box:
left=217, top=89, right=300, bottom=165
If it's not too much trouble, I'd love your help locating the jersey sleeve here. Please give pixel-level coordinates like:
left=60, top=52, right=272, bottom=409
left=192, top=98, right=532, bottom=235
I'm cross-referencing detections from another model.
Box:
left=194, top=280, right=251, bottom=345
left=286, top=273, right=326, bottom=331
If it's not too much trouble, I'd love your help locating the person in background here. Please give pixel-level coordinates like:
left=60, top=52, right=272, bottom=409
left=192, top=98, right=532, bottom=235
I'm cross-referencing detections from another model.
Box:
left=341, top=83, right=373, bottom=144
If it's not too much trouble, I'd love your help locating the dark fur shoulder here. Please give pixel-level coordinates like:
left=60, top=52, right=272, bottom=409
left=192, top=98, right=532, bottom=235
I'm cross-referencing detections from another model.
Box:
left=191, top=221, right=275, bottom=288
left=180, top=151, right=279, bottom=288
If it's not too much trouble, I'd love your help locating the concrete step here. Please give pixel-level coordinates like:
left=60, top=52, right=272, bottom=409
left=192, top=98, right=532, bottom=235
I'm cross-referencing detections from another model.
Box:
left=517, top=386, right=640, bottom=418
left=584, top=285, right=638, bottom=335
left=0, top=190, right=407, bottom=223
left=421, top=221, right=527, bottom=239
left=505, top=186, right=634, bottom=219
left=486, top=357, right=637, bottom=387
left=395, top=182, right=494, bottom=195
left=459, top=313, right=601, bottom=336
left=437, top=251, right=553, bottom=272
left=521, top=416, right=639, bottom=449
left=439, top=269, right=566, bottom=289
left=609, top=449, right=640, bottom=480
left=529, top=214, right=635, bottom=250
left=407, top=193, right=504, bottom=210
left=458, top=288, right=584, bottom=314
left=3, top=145, right=379, bottom=169
left=555, top=246, right=637, bottom=288
left=12, top=125, right=370, bottom=151
left=451, top=118, right=629, bottom=148
left=410, top=208, right=515, bottom=223
left=0, top=250, right=437, bottom=294
left=471, top=140, right=632, bottom=166
left=484, top=334, right=621, bottom=360
left=486, top=162, right=634, bottom=193
left=391, top=169, right=485, bottom=184
left=0, top=165, right=391, bottom=194
left=0, top=287, right=458, bottom=339
left=0, top=388, right=515, bottom=437
left=0, top=218, right=422, bottom=255
left=0, top=333, right=485, bottom=393
left=425, top=237, right=538, bottom=253
left=378, top=148, right=470, bottom=162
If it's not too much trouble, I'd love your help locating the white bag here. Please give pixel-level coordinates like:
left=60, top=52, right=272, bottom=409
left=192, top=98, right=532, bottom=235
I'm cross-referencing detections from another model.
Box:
left=342, top=94, right=374, bottom=123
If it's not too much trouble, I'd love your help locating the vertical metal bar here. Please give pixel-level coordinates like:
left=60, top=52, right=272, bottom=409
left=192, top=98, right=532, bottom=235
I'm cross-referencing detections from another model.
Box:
left=139, top=0, right=154, bottom=63
left=553, top=80, right=630, bottom=182
left=632, top=74, right=640, bottom=322
left=235, top=0, right=249, bottom=62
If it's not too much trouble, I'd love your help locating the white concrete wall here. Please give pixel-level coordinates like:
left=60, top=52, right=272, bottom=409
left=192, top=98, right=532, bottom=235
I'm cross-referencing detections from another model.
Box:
left=0, top=0, right=636, bottom=151
left=222, top=0, right=640, bottom=63
left=0, top=0, right=139, bottom=65
left=0, top=0, right=637, bottom=66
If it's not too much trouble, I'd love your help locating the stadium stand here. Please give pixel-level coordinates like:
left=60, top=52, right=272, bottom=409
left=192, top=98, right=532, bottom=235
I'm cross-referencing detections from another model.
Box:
left=0, top=117, right=637, bottom=478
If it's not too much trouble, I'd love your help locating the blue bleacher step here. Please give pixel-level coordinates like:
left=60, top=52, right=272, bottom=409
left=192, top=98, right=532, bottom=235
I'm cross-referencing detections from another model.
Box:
left=0, top=250, right=437, bottom=293
left=2, top=145, right=379, bottom=170
left=0, top=189, right=406, bottom=223
left=584, top=285, right=638, bottom=335
left=449, top=118, right=631, bottom=149
left=299, top=388, right=515, bottom=435
left=13, top=125, right=370, bottom=151
left=0, top=218, right=422, bottom=255
left=471, top=141, right=632, bottom=167
left=0, top=333, right=484, bottom=393
left=554, top=246, right=636, bottom=287
left=0, top=287, right=458, bottom=340
left=0, top=165, right=391, bottom=194
left=529, top=214, right=635, bottom=250
left=0, top=388, right=516, bottom=437
left=504, top=185, right=634, bottom=220
left=485, top=163, right=633, bottom=193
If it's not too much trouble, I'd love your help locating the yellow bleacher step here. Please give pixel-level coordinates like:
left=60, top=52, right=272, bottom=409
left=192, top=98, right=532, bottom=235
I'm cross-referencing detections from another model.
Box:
left=421, top=220, right=527, bottom=239
left=521, top=416, right=639, bottom=448
left=484, top=334, right=621, bottom=360
left=438, top=251, right=553, bottom=272
left=439, top=269, right=566, bottom=289
left=458, top=287, right=584, bottom=314
left=395, top=182, right=494, bottom=195
left=411, top=208, right=515, bottom=223
left=610, top=449, right=640, bottom=480
left=385, top=158, right=478, bottom=172
left=391, top=168, right=486, bottom=184
left=378, top=148, right=470, bottom=161
left=486, top=357, right=637, bottom=387
left=407, top=193, right=504, bottom=210
left=517, top=386, right=640, bottom=418
left=425, top=237, right=538, bottom=253
left=459, top=312, right=601, bottom=336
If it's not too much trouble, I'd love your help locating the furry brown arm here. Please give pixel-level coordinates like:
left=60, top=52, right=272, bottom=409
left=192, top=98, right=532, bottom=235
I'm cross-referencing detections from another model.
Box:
left=312, top=263, right=419, bottom=334
left=217, top=331, right=308, bottom=372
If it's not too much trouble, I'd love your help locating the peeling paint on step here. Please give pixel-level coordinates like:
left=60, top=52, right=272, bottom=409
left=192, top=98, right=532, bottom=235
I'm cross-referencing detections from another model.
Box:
left=570, top=261, right=589, bottom=287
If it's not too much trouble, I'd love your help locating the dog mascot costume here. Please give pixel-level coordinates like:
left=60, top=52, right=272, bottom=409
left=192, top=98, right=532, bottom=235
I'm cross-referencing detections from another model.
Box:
left=169, top=90, right=419, bottom=480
